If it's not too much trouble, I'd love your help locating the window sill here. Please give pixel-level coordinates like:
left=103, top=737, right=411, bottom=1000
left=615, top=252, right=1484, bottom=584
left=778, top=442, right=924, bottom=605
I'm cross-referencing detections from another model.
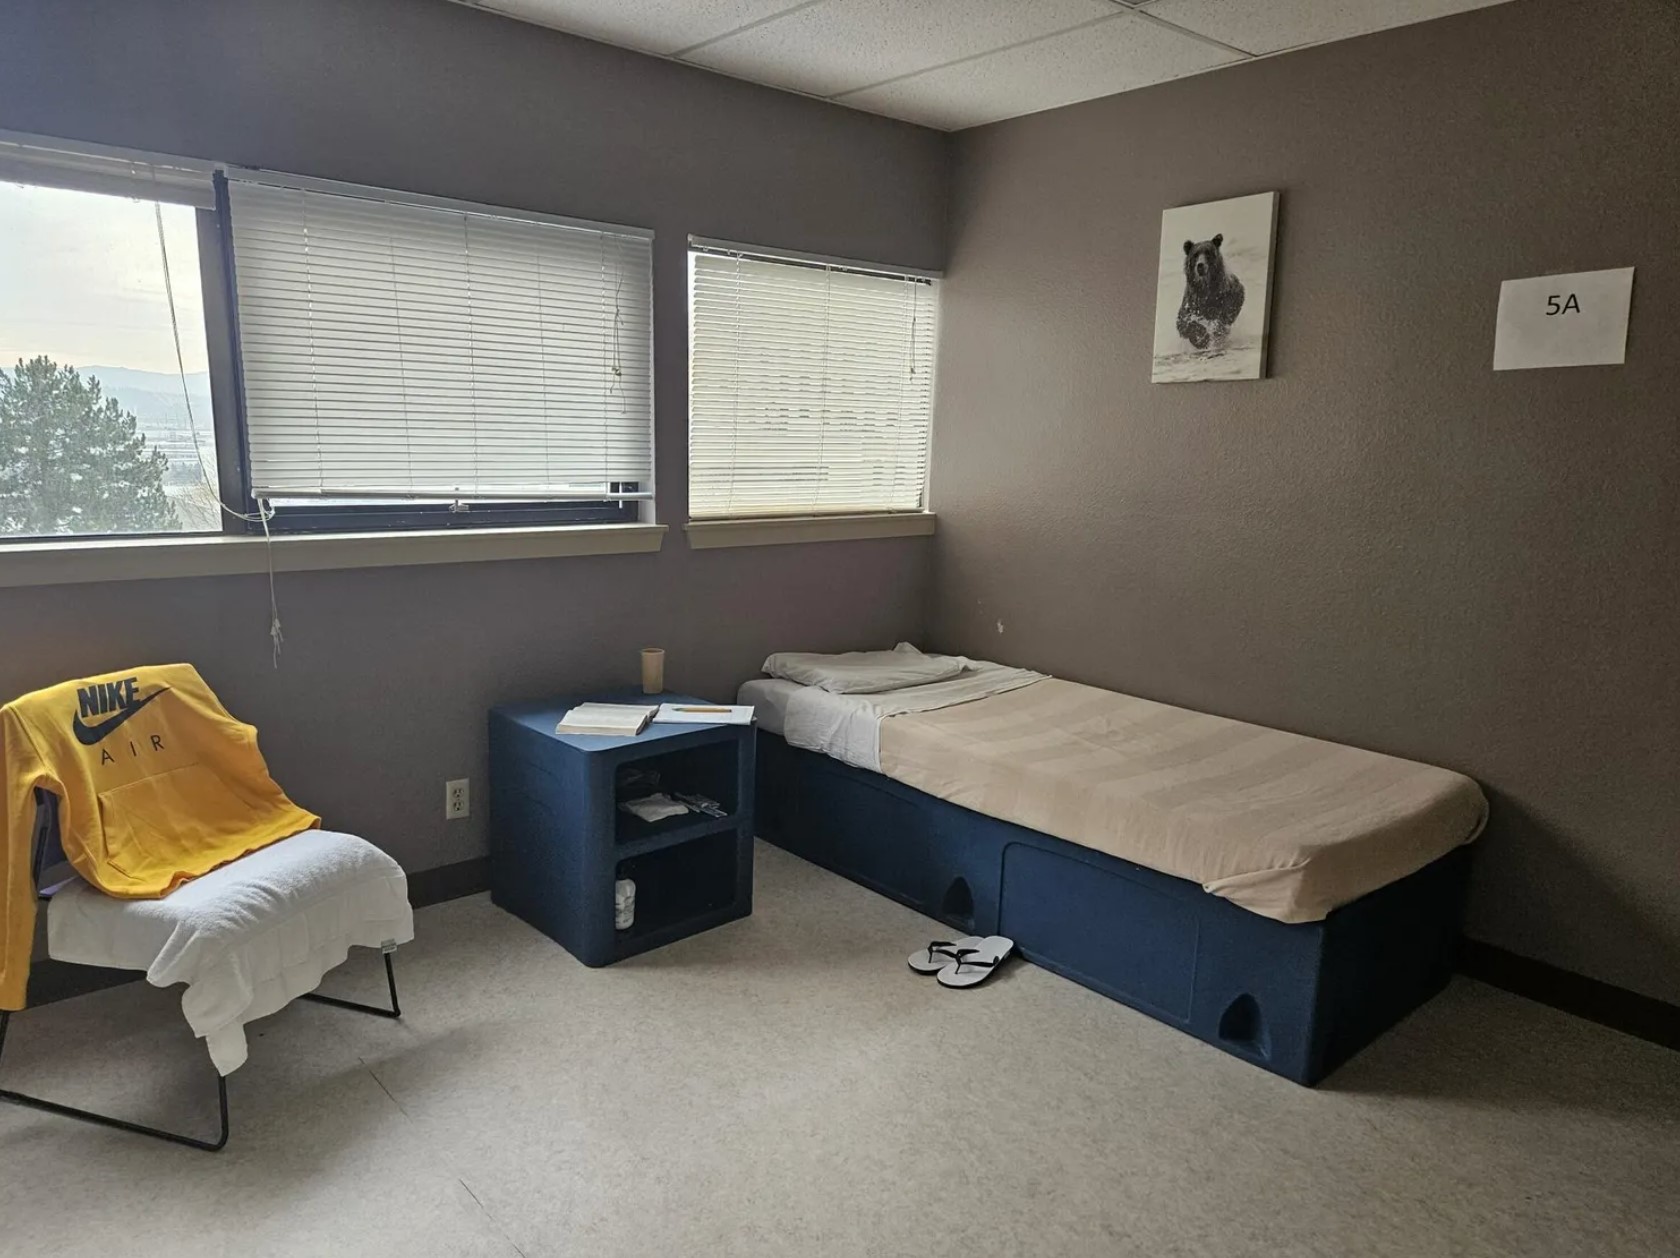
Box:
left=0, top=523, right=667, bottom=589
left=684, top=512, right=936, bottom=550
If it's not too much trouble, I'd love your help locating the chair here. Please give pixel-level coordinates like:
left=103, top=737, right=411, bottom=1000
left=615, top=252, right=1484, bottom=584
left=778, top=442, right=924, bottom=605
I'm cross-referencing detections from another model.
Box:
left=0, top=789, right=406, bottom=1152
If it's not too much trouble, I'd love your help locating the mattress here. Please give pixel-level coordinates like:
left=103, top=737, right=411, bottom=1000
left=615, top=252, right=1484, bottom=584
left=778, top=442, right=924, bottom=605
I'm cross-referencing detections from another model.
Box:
left=739, top=678, right=801, bottom=738
left=875, top=679, right=1486, bottom=923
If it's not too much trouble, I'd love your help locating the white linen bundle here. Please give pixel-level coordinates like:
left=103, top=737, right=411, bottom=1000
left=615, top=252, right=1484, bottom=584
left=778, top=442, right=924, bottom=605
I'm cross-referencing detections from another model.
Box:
left=762, top=643, right=967, bottom=694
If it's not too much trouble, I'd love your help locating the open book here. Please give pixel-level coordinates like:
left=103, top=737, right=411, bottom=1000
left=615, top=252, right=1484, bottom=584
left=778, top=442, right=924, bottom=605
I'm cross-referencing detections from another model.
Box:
left=556, top=703, right=657, bottom=737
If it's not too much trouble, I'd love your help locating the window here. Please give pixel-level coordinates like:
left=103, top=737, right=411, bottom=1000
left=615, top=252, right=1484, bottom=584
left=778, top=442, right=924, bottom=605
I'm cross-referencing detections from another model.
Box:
left=0, top=137, right=221, bottom=540
left=0, top=128, right=660, bottom=551
left=225, top=172, right=653, bottom=531
left=688, top=241, right=938, bottom=520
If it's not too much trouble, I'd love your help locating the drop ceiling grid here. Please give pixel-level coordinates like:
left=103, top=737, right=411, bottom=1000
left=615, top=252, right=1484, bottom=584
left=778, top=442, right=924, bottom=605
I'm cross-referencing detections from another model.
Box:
left=1137, top=0, right=1514, bottom=59
left=839, top=12, right=1243, bottom=132
left=460, top=0, right=1517, bottom=130
left=472, top=1, right=819, bottom=57
left=680, top=0, right=1126, bottom=102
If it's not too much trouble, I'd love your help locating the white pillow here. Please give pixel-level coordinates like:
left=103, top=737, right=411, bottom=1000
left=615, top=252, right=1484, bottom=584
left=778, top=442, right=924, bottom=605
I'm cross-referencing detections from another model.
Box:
left=763, top=643, right=967, bottom=694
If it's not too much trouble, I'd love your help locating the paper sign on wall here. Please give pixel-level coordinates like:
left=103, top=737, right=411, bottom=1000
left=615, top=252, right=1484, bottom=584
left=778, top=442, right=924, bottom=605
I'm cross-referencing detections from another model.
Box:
left=1493, top=267, right=1634, bottom=371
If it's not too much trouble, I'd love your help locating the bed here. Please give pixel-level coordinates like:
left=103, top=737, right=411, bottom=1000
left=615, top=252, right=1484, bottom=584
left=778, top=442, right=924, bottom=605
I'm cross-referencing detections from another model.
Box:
left=741, top=655, right=1486, bottom=1084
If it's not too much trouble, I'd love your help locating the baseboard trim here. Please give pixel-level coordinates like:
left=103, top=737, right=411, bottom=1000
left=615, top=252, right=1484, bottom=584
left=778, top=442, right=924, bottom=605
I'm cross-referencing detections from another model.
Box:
left=1458, top=938, right=1680, bottom=1052
left=407, top=856, right=490, bottom=908
left=22, top=874, right=1679, bottom=1053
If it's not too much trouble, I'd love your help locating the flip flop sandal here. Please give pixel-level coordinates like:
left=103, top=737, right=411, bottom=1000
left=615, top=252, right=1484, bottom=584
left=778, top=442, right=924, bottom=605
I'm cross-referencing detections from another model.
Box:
left=908, top=936, right=984, bottom=974
left=936, top=935, right=1015, bottom=989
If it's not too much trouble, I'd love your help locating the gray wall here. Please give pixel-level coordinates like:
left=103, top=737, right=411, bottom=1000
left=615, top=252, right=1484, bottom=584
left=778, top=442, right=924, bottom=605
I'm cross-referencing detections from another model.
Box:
left=0, top=0, right=946, bottom=872
left=930, top=0, right=1680, bottom=1001
left=5, top=0, right=1673, bottom=1002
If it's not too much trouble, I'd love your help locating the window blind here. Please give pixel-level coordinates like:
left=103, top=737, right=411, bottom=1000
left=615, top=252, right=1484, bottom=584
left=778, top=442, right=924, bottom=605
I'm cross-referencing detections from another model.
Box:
left=227, top=173, right=653, bottom=501
left=688, top=245, right=937, bottom=519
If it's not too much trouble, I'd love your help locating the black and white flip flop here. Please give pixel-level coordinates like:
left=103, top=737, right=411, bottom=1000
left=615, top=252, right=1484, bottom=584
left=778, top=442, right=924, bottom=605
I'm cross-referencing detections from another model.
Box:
left=908, top=936, right=983, bottom=974
left=936, top=935, right=1015, bottom=989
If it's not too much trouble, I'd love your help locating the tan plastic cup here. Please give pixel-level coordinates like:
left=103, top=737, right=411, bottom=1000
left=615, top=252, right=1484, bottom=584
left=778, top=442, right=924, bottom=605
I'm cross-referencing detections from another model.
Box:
left=641, top=647, right=666, bottom=695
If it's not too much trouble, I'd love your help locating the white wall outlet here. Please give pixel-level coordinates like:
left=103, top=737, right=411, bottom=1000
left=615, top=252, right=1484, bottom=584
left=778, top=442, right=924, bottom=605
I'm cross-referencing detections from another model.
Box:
left=445, top=778, right=470, bottom=820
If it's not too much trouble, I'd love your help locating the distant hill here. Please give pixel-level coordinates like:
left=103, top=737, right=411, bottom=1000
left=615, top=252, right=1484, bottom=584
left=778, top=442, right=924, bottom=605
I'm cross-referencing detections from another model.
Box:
left=76, top=365, right=217, bottom=486
left=79, top=364, right=214, bottom=432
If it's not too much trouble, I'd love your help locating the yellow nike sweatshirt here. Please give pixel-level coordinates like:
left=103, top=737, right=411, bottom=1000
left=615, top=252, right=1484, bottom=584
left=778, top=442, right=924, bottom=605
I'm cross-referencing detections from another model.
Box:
left=1, top=664, right=319, bottom=1010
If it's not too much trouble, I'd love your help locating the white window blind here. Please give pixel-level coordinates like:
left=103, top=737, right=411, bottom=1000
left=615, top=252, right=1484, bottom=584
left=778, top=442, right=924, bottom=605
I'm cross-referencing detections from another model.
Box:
left=227, top=173, right=653, bottom=501
left=688, top=244, right=937, bottom=519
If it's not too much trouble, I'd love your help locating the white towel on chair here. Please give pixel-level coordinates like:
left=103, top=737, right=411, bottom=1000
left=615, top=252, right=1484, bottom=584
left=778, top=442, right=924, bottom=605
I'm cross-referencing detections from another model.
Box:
left=46, top=829, right=414, bottom=1075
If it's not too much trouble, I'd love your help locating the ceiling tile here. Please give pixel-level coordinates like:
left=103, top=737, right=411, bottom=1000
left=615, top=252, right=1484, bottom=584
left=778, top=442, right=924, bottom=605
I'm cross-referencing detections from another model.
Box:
left=839, top=12, right=1240, bottom=130
left=683, top=0, right=1118, bottom=100
left=1141, top=0, right=1512, bottom=57
left=474, top=0, right=810, bottom=57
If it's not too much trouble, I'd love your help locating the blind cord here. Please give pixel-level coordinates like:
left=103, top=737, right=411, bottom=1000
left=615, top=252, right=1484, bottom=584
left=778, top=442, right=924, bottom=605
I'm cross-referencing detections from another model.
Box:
left=153, top=195, right=284, bottom=668
left=611, top=259, right=625, bottom=392
left=256, top=496, right=283, bottom=669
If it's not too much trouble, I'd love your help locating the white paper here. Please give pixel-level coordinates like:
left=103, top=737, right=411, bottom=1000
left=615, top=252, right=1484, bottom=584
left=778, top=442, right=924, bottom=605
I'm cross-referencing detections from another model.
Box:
left=1493, top=267, right=1633, bottom=371
left=653, top=703, right=754, bottom=725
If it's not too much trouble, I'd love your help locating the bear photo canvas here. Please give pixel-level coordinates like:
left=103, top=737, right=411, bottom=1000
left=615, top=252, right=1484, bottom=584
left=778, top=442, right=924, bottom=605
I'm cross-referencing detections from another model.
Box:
left=1152, top=192, right=1278, bottom=383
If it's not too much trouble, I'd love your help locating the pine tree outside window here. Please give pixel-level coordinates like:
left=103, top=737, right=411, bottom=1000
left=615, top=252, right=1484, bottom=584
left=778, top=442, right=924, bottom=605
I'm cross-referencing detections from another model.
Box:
left=0, top=175, right=219, bottom=539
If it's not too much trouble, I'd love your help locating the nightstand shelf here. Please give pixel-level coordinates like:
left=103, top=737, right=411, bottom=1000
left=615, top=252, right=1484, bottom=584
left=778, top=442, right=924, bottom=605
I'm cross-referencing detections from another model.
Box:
left=612, top=829, right=740, bottom=951
left=488, top=690, right=754, bottom=966
left=615, top=811, right=738, bottom=859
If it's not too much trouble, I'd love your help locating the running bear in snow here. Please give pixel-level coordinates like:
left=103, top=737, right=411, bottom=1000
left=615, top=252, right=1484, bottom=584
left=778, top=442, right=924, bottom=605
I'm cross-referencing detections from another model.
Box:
left=1176, top=233, right=1245, bottom=350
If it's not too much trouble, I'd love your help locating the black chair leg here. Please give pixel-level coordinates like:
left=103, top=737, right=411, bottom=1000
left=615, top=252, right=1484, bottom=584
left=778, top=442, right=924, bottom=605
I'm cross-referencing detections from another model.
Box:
left=0, top=951, right=402, bottom=1153
left=0, top=1009, right=231, bottom=1152
left=301, top=950, right=402, bottom=1019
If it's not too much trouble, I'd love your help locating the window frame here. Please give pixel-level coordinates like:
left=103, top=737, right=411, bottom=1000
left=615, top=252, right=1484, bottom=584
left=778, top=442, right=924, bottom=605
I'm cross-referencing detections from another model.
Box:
left=0, top=133, right=228, bottom=546
left=255, top=496, right=639, bottom=534
left=0, top=129, right=657, bottom=550
left=685, top=235, right=941, bottom=524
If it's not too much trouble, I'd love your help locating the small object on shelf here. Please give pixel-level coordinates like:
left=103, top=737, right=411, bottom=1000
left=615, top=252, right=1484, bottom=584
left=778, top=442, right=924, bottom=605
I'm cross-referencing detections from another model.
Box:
left=672, top=791, right=727, bottom=818
left=614, top=878, right=636, bottom=930
left=653, top=703, right=754, bottom=726
left=617, top=764, right=661, bottom=795
left=619, top=793, right=690, bottom=823
left=641, top=647, right=665, bottom=695
left=557, top=703, right=656, bottom=736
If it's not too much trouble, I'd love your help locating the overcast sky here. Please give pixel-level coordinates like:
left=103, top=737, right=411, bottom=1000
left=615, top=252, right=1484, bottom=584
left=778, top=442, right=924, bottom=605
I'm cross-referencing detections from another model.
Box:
left=0, top=180, right=209, bottom=377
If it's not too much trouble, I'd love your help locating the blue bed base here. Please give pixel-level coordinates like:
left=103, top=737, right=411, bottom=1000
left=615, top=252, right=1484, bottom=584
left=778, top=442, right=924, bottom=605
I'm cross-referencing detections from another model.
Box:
left=755, top=733, right=1472, bottom=1085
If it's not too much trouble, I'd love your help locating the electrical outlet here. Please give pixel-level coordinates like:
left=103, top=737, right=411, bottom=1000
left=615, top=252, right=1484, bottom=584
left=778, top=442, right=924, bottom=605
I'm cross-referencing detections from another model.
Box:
left=445, top=778, right=470, bottom=820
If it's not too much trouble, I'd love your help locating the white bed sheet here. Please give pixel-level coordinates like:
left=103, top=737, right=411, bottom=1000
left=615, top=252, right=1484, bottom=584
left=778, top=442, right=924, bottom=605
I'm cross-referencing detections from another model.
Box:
left=738, top=663, right=1046, bottom=772
left=738, top=678, right=802, bottom=738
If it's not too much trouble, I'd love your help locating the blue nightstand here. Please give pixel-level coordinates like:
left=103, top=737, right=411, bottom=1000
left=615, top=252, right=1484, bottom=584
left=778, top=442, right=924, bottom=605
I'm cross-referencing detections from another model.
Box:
left=487, top=690, right=755, bottom=965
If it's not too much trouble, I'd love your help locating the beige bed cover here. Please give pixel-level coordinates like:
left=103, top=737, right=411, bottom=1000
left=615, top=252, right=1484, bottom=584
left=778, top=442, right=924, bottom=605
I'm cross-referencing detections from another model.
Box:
left=877, top=679, right=1486, bottom=923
